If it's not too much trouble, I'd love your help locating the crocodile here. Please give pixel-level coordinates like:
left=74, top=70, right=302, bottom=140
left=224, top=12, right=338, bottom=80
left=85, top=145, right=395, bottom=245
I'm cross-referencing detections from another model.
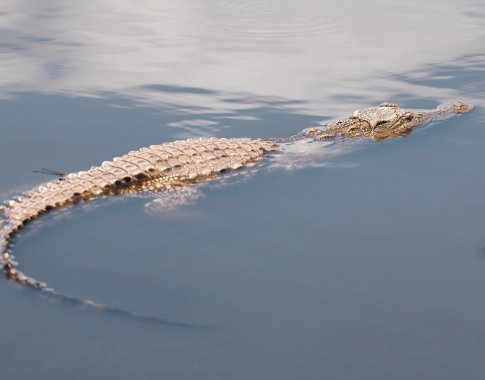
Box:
left=0, top=101, right=473, bottom=318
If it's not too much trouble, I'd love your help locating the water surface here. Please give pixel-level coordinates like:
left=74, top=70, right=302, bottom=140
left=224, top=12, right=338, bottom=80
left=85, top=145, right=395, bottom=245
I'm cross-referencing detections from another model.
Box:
left=1, top=1, right=485, bottom=379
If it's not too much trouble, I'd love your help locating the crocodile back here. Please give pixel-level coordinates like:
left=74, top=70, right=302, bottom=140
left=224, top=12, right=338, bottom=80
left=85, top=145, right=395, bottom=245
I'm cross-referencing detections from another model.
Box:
left=0, top=137, right=275, bottom=288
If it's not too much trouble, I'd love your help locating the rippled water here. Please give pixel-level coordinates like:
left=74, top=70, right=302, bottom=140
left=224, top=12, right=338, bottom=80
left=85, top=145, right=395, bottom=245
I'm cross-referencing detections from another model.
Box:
left=1, top=1, right=485, bottom=379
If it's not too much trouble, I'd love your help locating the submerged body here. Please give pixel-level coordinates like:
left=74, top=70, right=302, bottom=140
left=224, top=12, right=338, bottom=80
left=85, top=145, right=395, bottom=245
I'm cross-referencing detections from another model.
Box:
left=0, top=102, right=473, bottom=302
left=0, top=138, right=276, bottom=289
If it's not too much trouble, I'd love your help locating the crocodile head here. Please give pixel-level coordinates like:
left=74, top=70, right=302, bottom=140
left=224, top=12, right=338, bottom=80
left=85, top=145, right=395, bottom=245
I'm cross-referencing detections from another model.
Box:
left=302, top=102, right=473, bottom=141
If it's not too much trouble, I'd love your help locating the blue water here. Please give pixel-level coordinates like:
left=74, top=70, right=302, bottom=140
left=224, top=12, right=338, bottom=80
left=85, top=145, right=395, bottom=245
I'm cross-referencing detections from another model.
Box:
left=1, top=1, right=485, bottom=379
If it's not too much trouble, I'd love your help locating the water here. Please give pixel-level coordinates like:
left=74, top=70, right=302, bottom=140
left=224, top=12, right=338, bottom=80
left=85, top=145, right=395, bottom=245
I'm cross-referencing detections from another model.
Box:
left=1, top=1, right=485, bottom=379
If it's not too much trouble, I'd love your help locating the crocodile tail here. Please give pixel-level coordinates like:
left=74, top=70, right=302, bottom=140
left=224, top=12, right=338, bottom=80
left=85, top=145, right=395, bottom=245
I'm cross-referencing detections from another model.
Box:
left=35, top=288, right=203, bottom=328
left=0, top=204, right=202, bottom=328
left=0, top=204, right=12, bottom=274
left=0, top=203, right=48, bottom=289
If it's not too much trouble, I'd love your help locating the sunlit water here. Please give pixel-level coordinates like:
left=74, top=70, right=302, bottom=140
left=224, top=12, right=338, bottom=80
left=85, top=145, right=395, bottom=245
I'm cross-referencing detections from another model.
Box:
left=1, top=1, right=485, bottom=379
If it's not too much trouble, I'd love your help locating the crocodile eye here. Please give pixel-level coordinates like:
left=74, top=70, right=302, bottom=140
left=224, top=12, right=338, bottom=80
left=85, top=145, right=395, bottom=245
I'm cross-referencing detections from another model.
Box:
left=402, top=113, right=413, bottom=121
left=375, top=120, right=388, bottom=127
left=347, top=126, right=361, bottom=136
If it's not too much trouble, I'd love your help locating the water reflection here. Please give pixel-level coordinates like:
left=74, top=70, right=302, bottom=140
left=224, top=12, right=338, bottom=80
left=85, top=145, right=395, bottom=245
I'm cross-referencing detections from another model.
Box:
left=0, top=90, right=322, bottom=195
left=1, top=1, right=485, bottom=379
left=0, top=0, right=484, bottom=115
left=392, top=53, right=485, bottom=102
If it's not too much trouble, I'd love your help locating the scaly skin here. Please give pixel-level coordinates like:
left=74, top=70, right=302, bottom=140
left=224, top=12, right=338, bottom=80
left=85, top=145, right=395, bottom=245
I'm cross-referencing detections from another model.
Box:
left=301, top=102, right=473, bottom=141
left=0, top=138, right=275, bottom=289
left=0, top=102, right=473, bottom=311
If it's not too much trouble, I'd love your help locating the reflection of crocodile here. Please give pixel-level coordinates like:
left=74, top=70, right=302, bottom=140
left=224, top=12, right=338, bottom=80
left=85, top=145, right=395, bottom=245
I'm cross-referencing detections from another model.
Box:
left=0, top=102, right=473, bottom=313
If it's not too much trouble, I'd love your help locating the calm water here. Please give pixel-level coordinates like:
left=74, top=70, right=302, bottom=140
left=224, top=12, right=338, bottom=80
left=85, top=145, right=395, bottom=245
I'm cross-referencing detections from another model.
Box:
left=1, top=1, right=485, bottom=379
